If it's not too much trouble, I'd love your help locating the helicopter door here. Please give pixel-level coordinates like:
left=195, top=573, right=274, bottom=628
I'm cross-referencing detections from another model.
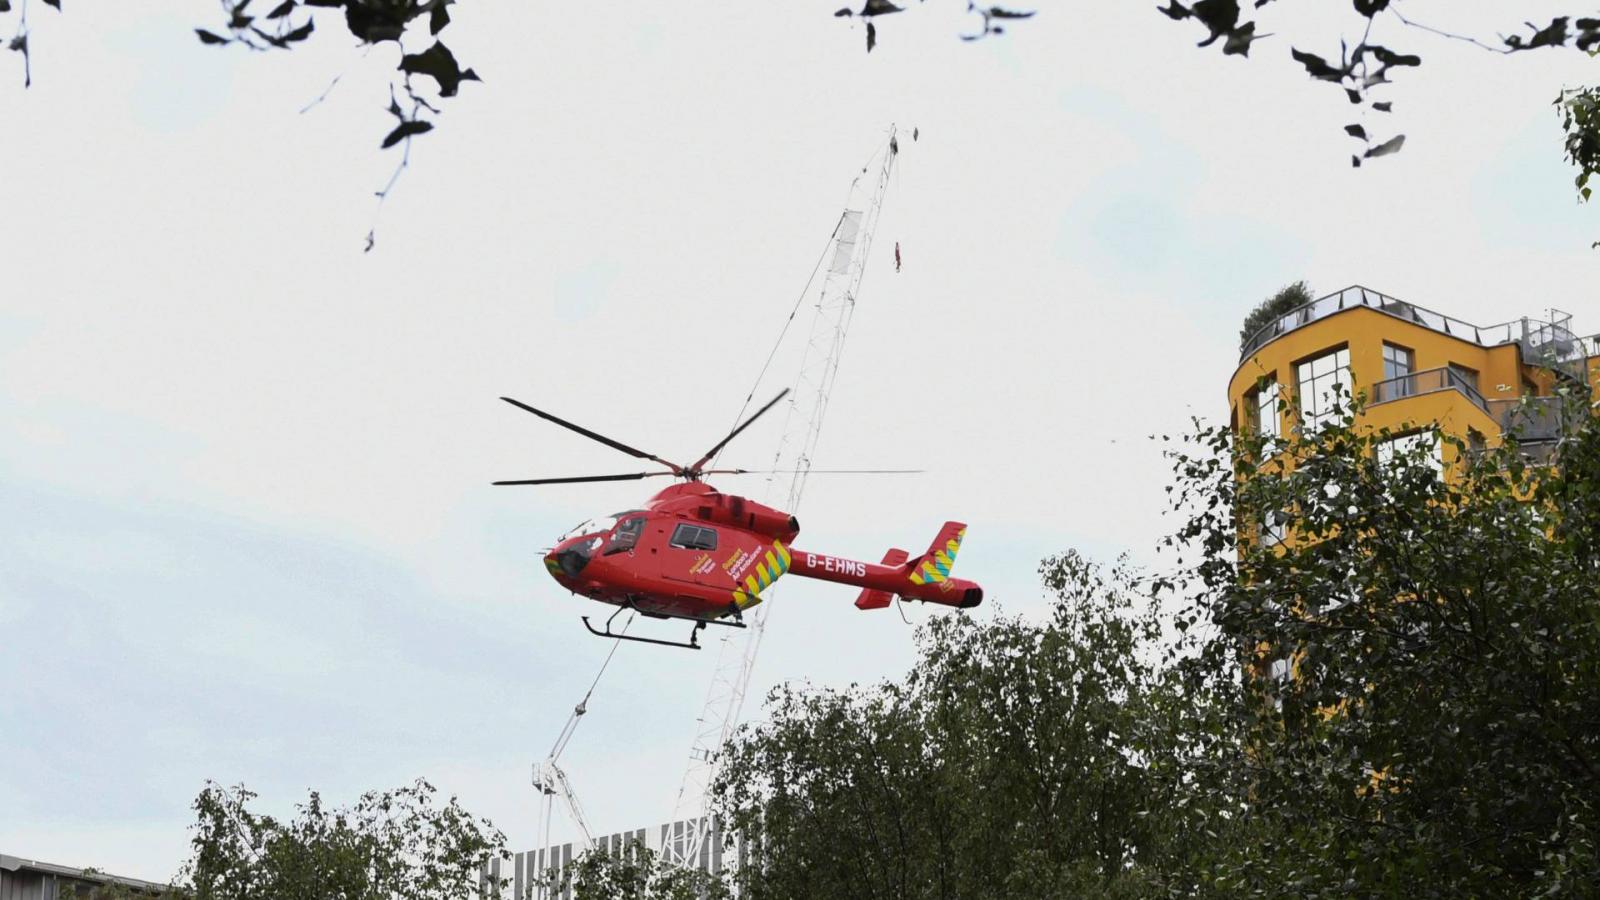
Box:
left=661, top=522, right=723, bottom=587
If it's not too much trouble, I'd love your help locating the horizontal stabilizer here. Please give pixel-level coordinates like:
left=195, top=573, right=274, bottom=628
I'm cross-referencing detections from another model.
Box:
left=855, top=548, right=908, bottom=610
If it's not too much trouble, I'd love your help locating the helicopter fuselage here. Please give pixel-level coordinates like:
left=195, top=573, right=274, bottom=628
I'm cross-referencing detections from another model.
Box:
left=542, top=482, right=982, bottom=623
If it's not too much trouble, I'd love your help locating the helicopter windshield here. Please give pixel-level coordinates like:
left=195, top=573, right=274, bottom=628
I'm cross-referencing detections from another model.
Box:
left=558, top=514, right=623, bottom=544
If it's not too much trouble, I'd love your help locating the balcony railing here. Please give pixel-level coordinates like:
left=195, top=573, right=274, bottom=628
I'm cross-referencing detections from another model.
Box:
left=1487, top=396, right=1568, bottom=443
left=1370, top=366, right=1489, bottom=415
left=1240, top=285, right=1588, bottom=368
left=1368, top=366, right=1570, bottom=443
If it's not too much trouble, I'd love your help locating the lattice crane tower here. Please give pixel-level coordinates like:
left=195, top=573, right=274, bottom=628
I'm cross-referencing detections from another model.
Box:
left=662, top=126, right=900, bottom=869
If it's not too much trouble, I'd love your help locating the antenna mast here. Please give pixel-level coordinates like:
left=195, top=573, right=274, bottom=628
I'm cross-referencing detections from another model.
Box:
left=662, top=126, right=899, bottom=870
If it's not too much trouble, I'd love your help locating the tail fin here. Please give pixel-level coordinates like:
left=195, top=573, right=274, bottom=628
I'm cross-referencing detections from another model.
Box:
left=908, top=522, right=965, bottom=586
left=854, top=548, right=908, bottom=610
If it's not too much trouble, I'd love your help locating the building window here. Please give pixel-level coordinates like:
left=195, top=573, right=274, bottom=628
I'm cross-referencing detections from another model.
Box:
left=1259, top=509, right=1288, bottom=547
left=1267, top=657, right=1292, bottom=711
left=669, top=523, right=718, bottom=551
left=1382, top=343, right=1415, bottom=381
left=1296, top=347, right=1352, bottom=432
left=1253, top=380, right=1281, bottom=440
left=1376, top=431, right=1443, bottom=477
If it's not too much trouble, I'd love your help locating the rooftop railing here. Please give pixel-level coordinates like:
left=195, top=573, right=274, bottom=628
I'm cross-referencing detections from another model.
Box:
left=1239, top=285, right=1589, bottom=368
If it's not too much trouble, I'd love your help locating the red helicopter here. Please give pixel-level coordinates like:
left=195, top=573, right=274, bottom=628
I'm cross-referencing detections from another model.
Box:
left=495, top=389, right=983, bottom=649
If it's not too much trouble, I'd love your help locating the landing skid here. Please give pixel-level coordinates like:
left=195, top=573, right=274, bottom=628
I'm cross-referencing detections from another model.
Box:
left=581, top=602, right=745, bottom=651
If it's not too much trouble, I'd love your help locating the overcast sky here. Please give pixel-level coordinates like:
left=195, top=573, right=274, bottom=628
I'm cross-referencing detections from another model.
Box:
left=2, top=0, right=1596, bottom=882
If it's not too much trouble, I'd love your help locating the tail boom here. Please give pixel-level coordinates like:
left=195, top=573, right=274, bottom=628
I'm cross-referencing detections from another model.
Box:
left=789, top=530, right=982, bottom=610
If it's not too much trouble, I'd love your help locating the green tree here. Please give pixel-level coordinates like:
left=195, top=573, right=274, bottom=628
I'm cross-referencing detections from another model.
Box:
left=1238, top=280, right=1314, bottom=352
left=1162, top=391, right=1600, bottom=895
left=712, top=552, right=1237, bottom=899
left=174, top=779, right=507, bottom=900
left=708, top=390, right=1600, bottom=897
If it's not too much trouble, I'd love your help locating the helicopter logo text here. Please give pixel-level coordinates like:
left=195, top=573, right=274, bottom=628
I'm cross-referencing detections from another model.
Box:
left=806, top=553, right=866, bottom=578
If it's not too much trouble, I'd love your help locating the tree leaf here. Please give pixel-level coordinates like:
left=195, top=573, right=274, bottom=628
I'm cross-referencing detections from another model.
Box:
left=382, top=119, right=433, bottom=149
left=264, top=0, right=296, bottom=19
left=1345, top=123, right=1367, bottom=140
left=195, top=29, right=232, bottom=45
left=430, top=1, right=450, bottom=35
left=398, top=41, right=480, bottom=96
left=1364, top=133, right=1405, bottom=158
left=867, top=20, right=877, bottom=51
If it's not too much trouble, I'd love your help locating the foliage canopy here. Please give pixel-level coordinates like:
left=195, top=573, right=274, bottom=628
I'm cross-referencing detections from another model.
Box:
left=689, top=394, right=1600, bottom=898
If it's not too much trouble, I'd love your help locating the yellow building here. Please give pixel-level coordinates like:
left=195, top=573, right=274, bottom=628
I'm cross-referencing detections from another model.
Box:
left=1228, top=285, right=1600, bottom=470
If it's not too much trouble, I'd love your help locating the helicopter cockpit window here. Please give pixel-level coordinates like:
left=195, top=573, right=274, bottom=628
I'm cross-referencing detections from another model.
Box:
left=604, top=515, right=646, bottom=555
left=669, top=523, right=718, bottom=551
left=558, top=515, right=621, bottom=544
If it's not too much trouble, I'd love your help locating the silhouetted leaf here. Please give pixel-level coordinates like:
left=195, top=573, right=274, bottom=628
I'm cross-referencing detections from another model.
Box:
left=1291, top=47, right=1344, bottom=81
left=41, top=0, right=59, bottom=8
left=1352, top=0, right=1388, bottom=17
left=430, top=1, right=450, bottom=35
left=0, top=0, right=11, bottom=12
left=1189, top=0, right=1241, bottom=47
left=1222, top=20, right=1257, bottom=55
left=1366, top=45, right=1420, bottom=68
left=867, top=20, right=877, bottom=51
left=264, top=0, right=295, bottom=18
left=345, top=1, right=408, bottom=42
left=834, top=6, right=852, bottom=16
left=1364, top=134, right=1404, bottom=158
left=1345, top=124, right=1367, bottom=140
left=1157, top=2, right=1192, bottom=21
left=1373, top=101, right=1392, bottom=112
left=195, top=28, right=232, bottom=45
left=1345, top=88, right=1361, bottom=104
left=285, top=19, right=314, bottom=42
left=1506, top=16, right=1570, bottom=51
left=381, top=119, right=433, bottom=149
left=398, top=41, right=480, bottom=96
left=861, top=0, right=902, bottom=15
left=987, top=7, right=1034, bottom=19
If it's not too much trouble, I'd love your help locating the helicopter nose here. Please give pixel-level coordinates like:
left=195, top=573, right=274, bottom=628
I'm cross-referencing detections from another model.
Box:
left=546, top=544, right=591, bottom=578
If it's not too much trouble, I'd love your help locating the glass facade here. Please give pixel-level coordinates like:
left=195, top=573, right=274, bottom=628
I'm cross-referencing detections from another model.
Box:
left=1376, top=431, right=1442, bottom=476
left=1254, top=381, right=1281, bottom=440
left=1296, top=347, right=1351, bottom=432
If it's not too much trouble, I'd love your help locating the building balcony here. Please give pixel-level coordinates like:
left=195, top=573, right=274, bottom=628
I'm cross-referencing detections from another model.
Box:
left=1369, top=366, right=1570, bottom=443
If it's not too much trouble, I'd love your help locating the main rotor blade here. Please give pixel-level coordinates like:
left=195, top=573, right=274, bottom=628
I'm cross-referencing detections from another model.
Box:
left=492, top=472, right=673, bottom=486
left=500, top=397, right=680, bottom=472
left=689, top=389, right=790, bottom=474
left=700, top=468, right=925, bottom=476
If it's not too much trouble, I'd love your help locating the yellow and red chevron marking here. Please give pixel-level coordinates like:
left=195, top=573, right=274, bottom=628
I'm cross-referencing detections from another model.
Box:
left=731, top=540, right=792, bottom=610
left=909, top=527, right=964, bottom=586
